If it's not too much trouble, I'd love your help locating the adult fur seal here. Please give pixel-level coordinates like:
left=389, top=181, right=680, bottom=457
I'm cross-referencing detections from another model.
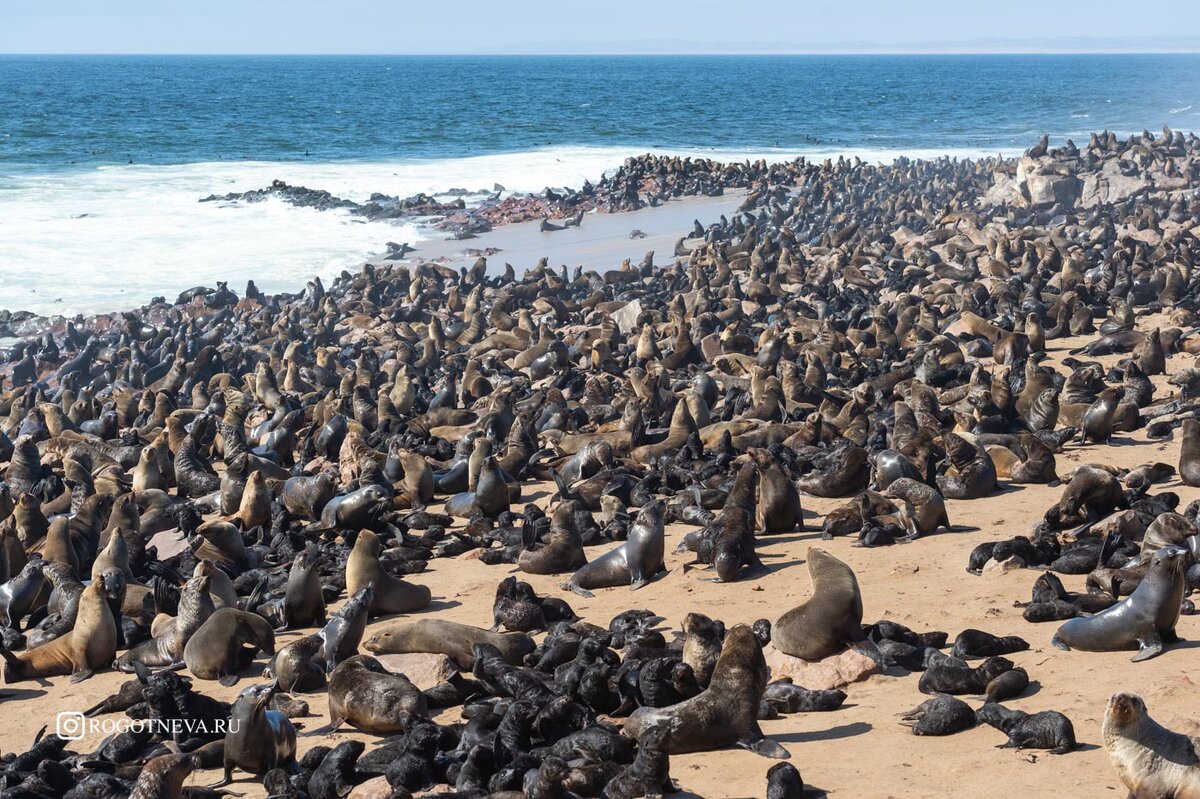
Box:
left=210, top=683, right=297, bottom=787
left=625, top=624, right=788, bottom=759
left=346, top=530, right=431, bottom=616
left=1181, top=418, right=1200, bottom=487
left=563, top=500, right=665, bottom=596
left=773, top=548, right=873, bottom=661
left=1103, top=692, right=1200, bottom=799
left=363, top=619, right=534, bottom=669
left=0, top=572, right=118, bottom=683
left=320, top=484, right=389, bottom=530
left=327, top=654, right=428, bottom=734
left=115, top=574, right=214, bottom=671
left=183, top=607, right=276, bottom=685
left=1052, top=545, right=1189, bottom=661
left=130, top=753, right=200, bottom=799
left=516, top=499, right=588, bottom=575
left=444, top=455, right=510, bottom=518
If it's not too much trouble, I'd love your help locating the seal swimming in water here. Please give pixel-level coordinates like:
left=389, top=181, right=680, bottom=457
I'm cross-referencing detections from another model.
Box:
left=1052, top=545, right=1189, bottom=660
left=624, top=624, right=788, bottom=759
left=1103, top=692, right=1200, bottom=798
left=563, top=500, right=665, bottom=596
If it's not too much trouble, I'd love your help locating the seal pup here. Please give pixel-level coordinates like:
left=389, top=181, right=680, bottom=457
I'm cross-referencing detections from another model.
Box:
left=1052, top=545, right=1189, bottom=660
left=345, top=530, right=431, bottom=616
left=976, top=703, right=1077, bottom=753
left=1103, top=692, right=1200, bottom=798
left=766, top=762, right=804, bottom=799
left=563, top=500, right=665, bottom=596
left=210, top=682, right=297, bottom=787
left=624, top=624, right=788, bottom=758
left=900, top=695, right=976, bottom=736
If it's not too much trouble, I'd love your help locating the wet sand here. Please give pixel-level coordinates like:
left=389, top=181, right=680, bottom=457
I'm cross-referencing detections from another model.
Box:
left=4, top=293, right=1195, bottom=799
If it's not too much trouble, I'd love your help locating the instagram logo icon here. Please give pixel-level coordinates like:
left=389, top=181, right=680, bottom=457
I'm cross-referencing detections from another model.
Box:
left=56, top=711, right=86, bottom=740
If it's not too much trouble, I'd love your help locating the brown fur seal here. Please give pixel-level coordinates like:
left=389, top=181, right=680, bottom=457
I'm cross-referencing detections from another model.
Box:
left=363, top=619, right=535, bottom=668
left=345, top=530, right=431, bottom=616
left=563, top=500, right=664, bottom=596
left=625, top=624, right=788, bottom=758
left=210, top=682, right=297, bottom=787
left=265, top=632, right=326, bottom=693
left=282, top=467, right=339, bottom=521
left=326, top=654, right=428, bottom=733
left=881, top=478, right=949, bottom=537
left=1052, top=546, right=1189, bottom=661
left=752, top=449, right=802, bottom=533
left=1103, top=692, right=1200, bottom=798
left=517, top=499, right=588, bottom=575
left=0, top=571, right=118, bottom=683
left=115, top=574, right=214, bottom=671
left=1180, top=418, right=1200, bottom=487
left=444, top=455, right=511, bottom=518
left=773, top=548, right=870, bottom=661
left=130, top=753, right=200, bottom=799
left=282, top=545, right=326, bottom=629
left=796, top=446, right=869, bottom=498
left=183, top=607, right=276, bottom=684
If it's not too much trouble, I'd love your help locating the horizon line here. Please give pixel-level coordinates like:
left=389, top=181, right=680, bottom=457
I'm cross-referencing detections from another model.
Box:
left=3, top=49, right=1200, bottom=57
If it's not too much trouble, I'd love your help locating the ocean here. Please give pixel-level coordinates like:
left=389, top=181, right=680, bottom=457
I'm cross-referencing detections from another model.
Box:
left=2, top=53, right=1198, bottom=315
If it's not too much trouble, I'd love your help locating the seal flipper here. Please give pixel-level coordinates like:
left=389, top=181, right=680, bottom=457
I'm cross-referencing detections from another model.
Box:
left=219, top=674, right=241, bottom=687
left=69, top=668, right=95, bottom=684
left=1131, top=631, right=1163, bottom=662
left=738, top=732, right=790, bottom=759
left=564, top=581, right=595, bottom=598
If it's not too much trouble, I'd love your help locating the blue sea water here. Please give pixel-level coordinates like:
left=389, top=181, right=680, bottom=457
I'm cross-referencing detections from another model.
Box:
left=1, top=54, right=1198, bottom=314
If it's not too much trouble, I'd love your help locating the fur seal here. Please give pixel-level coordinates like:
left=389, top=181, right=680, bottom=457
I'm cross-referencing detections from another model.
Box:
left=1103, top=692, right=1200, bottom=798
left=563, top=500, right=664, bottom=596
left=210, top=682, right=297, bottom=787
left=445, top=455, right=511, bottom=518
left=900, top=695, right=976, bottom=736
left=345, top=530, right=431, bottom=616
left=625, top=624, right=788, bottom=759
left=517, top=499, right=588, bottom=575
left=976, top=703, right=1077, bottom=753
left=363, top=619, right=534, bottom=669
left=115, top=574, right=214, bottom=671
left=183, top=607, right=276, bottom=684
left=773, top=548, right=869, bottom=661
left=0, top=571, right=118, bottom=683
left=1052, top=545, right=1189, bottom=660
left=320, top=484, right=389, bottom=530
left=129, top=753, right=200, bottom=799
left=1181, top=418, right=1200, bottom=487
left=327, top=654, right=428, bottom=733
left=266, top=632, right=327, bottom=693
left=320, top=584, right=372, bottom=674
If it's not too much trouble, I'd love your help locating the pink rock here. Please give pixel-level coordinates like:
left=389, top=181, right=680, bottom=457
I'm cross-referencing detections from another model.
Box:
left=148, top=530, right=190, bottom=561
left=762, top=643, right=879, bottom=691
left=375, top=653, right=456, bottom=690
left=982, top=555, right=1026, bottom=576
left=348, top=776, right=391, bottom=799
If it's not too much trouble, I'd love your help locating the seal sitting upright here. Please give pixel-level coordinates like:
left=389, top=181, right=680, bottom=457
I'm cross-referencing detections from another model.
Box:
left=1103, top=692, right=1200, bottom=798
left=624, top=624, right=788, bottom=759
left=1052, top=545, right=1189, bottom=661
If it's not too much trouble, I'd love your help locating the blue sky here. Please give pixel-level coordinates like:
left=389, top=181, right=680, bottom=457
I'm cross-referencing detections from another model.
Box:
left=3, top=0, right=1199, bottom=54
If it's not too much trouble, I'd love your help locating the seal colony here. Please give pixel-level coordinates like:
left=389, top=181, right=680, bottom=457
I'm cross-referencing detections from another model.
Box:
left=0, top=128, right=1199, bottom=798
